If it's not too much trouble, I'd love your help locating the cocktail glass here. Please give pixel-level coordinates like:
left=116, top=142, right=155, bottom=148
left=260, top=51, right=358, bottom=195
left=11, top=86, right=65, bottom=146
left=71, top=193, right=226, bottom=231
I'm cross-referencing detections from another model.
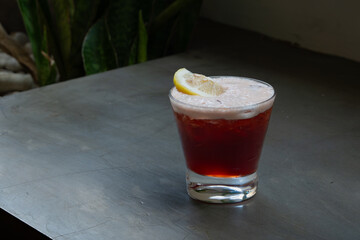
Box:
left=169, top=76, right=275, bottom=203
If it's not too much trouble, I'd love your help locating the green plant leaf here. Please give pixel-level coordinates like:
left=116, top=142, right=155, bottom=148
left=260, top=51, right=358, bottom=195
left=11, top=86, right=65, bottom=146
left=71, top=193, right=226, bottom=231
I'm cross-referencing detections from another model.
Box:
left=137, top=10, right=147, bottom=63
left=149, top=0, right=193, bottom=33
left=69, top=0, right=102, bottom=77
left=147, top=0, right=199, bottom=59
left=106, top=0, right=139, bottom=66
left=36, top=0, right=69, bottom=82
left=167, top=0, right=202, bottom=53
left=128, top=37, right=138, bottom=66
left=51, top=0, right=73, bottom=77
left=82, top=18, right=117, bottom=74
left=36, top=0, right=102, bottom=81
left=17, top=0, right=57, bottom=86
left=39, top=26, right=57, bottom=84
left=82, top=0, right=139, bottom=74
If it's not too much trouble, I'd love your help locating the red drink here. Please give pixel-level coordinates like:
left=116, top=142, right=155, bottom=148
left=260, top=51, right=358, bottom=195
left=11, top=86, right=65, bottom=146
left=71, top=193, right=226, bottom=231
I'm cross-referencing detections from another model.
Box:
left=174, top=107, right=272, bottom=177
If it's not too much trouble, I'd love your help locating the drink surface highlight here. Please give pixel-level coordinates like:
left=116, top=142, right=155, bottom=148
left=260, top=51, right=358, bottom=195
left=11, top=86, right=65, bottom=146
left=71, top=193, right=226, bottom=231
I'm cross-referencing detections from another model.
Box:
left=170, top=76, right=275, bottom=119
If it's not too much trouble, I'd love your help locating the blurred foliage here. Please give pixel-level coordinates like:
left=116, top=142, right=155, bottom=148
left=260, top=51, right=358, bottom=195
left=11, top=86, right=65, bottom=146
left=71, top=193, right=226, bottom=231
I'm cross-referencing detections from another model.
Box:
left=17, top=0, right=203, bottom=86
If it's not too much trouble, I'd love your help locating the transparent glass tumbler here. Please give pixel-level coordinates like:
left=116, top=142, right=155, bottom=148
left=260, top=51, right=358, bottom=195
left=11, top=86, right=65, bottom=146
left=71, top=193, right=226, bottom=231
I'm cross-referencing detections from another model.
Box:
left=169, top=77, right=275, bottom=203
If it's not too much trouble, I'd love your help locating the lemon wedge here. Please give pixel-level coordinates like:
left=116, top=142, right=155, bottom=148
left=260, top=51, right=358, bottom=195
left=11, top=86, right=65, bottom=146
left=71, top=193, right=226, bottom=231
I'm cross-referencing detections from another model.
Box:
left=173, top=68, right=225, bottom=97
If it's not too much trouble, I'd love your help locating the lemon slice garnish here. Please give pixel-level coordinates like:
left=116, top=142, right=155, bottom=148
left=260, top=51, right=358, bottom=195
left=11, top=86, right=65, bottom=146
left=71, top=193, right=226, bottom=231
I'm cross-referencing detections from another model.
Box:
left=173, top=68, right=225, bottom=97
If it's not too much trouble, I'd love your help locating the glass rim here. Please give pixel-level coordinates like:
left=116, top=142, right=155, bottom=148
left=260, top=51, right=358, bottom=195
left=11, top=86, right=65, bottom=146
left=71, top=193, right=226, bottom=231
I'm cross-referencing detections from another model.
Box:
left=169, top=76, right=276, bottom=110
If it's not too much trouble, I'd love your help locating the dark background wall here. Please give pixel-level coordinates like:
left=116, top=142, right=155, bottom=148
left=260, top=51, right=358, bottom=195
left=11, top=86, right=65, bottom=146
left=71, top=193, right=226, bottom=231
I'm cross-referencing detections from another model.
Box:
left=0, top=0, right=25, bottom=32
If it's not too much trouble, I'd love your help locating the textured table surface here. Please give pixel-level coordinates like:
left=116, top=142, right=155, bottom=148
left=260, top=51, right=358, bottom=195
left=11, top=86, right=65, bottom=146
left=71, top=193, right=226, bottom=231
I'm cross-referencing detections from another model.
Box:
left=0, top=19, right=359, bottom=239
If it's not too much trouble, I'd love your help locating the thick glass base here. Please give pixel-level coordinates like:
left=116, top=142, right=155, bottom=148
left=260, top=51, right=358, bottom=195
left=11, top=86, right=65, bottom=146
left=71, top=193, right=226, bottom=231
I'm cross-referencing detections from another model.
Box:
left=186, top=170, right=258, bottom=204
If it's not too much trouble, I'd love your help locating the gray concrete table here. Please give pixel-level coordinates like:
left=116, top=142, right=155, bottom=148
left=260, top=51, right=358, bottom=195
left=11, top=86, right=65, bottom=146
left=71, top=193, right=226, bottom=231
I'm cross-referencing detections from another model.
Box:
left=1, top=20, right=359, bottom=239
